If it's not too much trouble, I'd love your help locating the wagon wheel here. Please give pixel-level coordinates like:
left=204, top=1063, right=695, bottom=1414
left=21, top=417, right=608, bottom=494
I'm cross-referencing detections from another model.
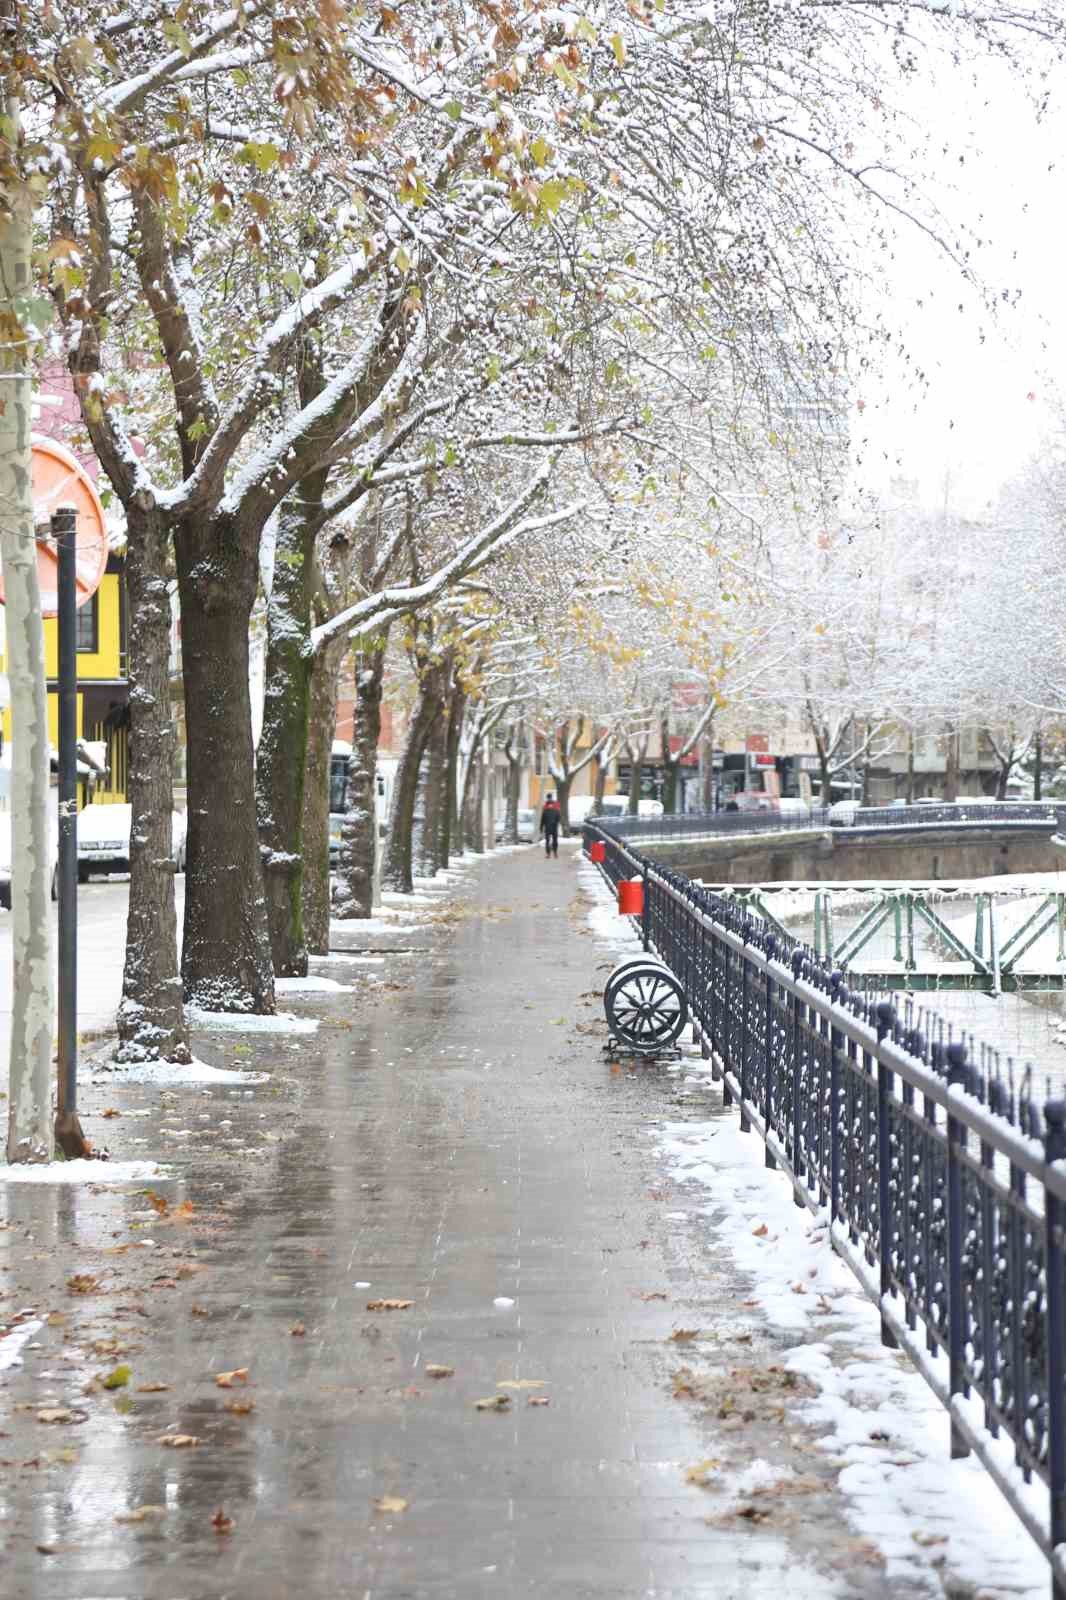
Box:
left=604, top=962, right=687, bottom=1052
left=604, top=955, right=665, bottom=1006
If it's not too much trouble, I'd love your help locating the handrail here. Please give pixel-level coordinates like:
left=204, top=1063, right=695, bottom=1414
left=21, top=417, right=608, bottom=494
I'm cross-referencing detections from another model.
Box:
left=584, top=820, right=1066, bottom=1587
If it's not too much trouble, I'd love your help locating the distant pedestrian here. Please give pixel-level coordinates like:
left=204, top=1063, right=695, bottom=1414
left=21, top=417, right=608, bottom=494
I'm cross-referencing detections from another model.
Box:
left=540, top=794, right=561, bottom=857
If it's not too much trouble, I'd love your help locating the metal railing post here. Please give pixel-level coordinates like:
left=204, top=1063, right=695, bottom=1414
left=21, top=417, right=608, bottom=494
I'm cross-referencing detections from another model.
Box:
left=945, top=1040, right=972, bottom=1459
left=641, top=860, right=650, bottom=952
left=1044, top=1101, right=1066, bottom=1593
left=764, top=942, right=776, bottom=1169
left=876, top=1000, right=899, bottom=1350
left=739, top=945, right=751, bottom=1132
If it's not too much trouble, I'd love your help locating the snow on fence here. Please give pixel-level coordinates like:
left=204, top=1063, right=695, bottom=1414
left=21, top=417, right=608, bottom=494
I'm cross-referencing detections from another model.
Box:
left=586, top=822, right=1066, bottom=1598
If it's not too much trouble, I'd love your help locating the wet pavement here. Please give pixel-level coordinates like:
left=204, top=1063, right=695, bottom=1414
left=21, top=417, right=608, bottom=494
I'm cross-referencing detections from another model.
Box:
left=1, top=844, right=938, bottom=1598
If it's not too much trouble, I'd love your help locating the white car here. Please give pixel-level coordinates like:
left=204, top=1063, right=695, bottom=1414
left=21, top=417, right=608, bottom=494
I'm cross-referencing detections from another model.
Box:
left=0, top=810, right=58, bottom=908
left=77, top=802, right=187, bottom=881
left=495, top=807, right=537, bottom=843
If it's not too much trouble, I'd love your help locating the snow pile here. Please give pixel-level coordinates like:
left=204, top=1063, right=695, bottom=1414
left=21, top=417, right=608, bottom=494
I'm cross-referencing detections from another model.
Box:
left=89, top=1057, right=269, bottom=1086
left=275, top=975, right=353, bottom=995
left=310, top=953, right=385, bottom=967
left=187, top=1007, right=318, bottom=1035
left=330, top=916, right=420, bottom=935
left=0, top=1158, right=169, bottom=1185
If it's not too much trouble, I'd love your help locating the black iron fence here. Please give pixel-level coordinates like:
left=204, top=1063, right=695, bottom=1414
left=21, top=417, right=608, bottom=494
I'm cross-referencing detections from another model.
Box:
left=594, top=800, right=1066, bottom=844
left=585, top=823, right=1066, bottom=1594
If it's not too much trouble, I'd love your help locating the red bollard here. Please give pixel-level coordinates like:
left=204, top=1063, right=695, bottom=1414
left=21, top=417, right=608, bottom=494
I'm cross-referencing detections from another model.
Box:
left=589, top=840, right=606, bottom=863
left=618, top=878, right=644, bottom=917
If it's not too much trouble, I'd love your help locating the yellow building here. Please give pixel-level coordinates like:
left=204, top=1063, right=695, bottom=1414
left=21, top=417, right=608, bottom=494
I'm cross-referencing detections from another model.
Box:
left=1, top=553, right=129, bottom=808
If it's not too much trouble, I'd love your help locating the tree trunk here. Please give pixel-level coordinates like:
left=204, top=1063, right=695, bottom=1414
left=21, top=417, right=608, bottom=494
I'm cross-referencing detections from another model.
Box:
left=420, top=701, right=448, bottom=877
left=464, top=755, right=486, bottom=851
left=626, top=744, right=642, bottom=814
left=0, top=156, right=54, bottom=1161
left=1034, top=729, right=1043, bottom=801
left=504, top=726, right=521, bottom=844
left=301, top=635, right=346, bottom=955
left=700, top=735, right=716, bottom=811
left=116, top=504, right=189, bottom=1061
left=255, top=499, right=315, bottom=977
left=176, top=512, right=275, bottom=1012
left=995, top=755, right=1010, bottom=801
left=662, top=759, right=680, bottom=815
left=334, top=638, right=386, bottom=920
left=382, top=665, right=443, bottom=893
left=593, top=749, right=609, bottom=811
left=906, top=728, right=916, bottom=803
left=944, top=723, right=960, bottom=802
left=442, top=680, right=465, bottom=869
left=555, top=771, right=572, bottom=832
left=819, top=757, right=832, bottom=807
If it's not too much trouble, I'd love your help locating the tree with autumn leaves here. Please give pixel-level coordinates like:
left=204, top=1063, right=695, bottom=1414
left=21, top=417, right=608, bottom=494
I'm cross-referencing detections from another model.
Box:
left=1, top=0, right=1062, bottom=1113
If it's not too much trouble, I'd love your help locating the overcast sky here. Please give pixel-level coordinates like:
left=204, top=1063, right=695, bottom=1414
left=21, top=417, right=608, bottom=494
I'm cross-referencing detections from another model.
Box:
left=852, top=50, right=1062, bottom=516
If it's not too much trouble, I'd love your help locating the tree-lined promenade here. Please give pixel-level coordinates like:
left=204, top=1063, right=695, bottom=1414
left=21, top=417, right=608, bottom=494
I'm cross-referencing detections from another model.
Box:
left=2, top=2, right=1065, bottom=1165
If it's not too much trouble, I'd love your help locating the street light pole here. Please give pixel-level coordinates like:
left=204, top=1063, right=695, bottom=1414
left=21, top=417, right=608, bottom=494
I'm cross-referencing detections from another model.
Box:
left=53, top=505, right=88, bottom=1158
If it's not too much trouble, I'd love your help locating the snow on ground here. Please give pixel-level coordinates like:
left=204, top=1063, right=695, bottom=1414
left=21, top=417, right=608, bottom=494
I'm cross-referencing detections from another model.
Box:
left=275, top=975, right=353, bottom=995
left=186, top=1007, right=318, bottom=1035
left=659, top=1110, right=1047, bottom=1599
left=0, top=1158, right=169, bottom=1185
left=0, top=1318, right=44, bottom=1372
left=329, top=917, right=420, bottom=936
left=87, top=1056, right=269, bottom=1087
left=309, top=953, right=385, bottom=966
left=582, top=857, right=1048, bottom=1597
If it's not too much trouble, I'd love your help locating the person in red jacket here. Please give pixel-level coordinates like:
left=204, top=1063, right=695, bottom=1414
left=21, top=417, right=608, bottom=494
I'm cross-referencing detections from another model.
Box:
left=540, top=794, right=561, bottom=857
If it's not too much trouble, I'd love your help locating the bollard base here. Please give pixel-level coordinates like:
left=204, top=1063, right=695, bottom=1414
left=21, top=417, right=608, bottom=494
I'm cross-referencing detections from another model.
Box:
left=54, top=1111, right=94, bottom=1161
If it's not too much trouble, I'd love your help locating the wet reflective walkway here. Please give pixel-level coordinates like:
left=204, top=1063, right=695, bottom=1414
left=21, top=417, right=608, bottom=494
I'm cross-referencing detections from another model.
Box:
left=2, top=844, right=922, bottom=1599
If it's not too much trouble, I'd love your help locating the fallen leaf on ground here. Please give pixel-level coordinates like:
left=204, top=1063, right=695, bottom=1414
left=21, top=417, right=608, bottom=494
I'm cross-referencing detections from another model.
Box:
left=136, top=1383, right=169, bottom=1393
left=737, top=1504, right=773, bottom=1522
left=637, top=1291, right=668, bottom=1302
left=211, top=1508, right=235, bottom=1534
left=474, top=1395, right=510, bottom=1411
left=66, top=1274, right=99, bottom=1296
left=215, top=1368, right=249, bottom=1388
left=101, top=1108, right=122, bottom=1119
left=190, top=1304, right=209, bottom=1317
left=752, top=1223, right=769, bottom=1238
left=143, top=1191, right=169, bottom=1216
left=224, top=1397, right=255, bottom=1415
left=115, top=1505, right=166, bottom=1524
left=668, top=1329, right=700, bottom=1343
left=373, top=1495, right=408, bottom=1513
left=527, top=1396, right=550, bottom=1407
left=37, top=1408, right=83, bottom=1425
left=366, top=1299, right=413, bottom=1312
left=496, top=1379, right=545, bottom=1390
left=102, top=1365, right=132, bottom=1390
left=424, top=1364, right=454, bottom=1379
left=685, top=1459, right=720, bottom=1486
left=290, top=1322, right=306, bottom=1336
left=157, top=1433, right=200, bottom=1448
left=912, top=1530, right=948, bottom=1547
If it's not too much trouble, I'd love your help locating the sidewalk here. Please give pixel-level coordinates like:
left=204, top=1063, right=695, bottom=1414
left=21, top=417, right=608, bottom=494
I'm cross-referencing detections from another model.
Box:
left=0, top=844, right=1039, bottom=1598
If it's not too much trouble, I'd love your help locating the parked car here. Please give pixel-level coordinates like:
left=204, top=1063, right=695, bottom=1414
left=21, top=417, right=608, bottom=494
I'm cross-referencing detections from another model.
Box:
left=776, top=797, right=811, bottom=820
left=0, top=811, right=58, bottom=908
left=77, top=802, right=187, bottom=881
left=495, top=807, right=537, bottom=843
left=734, top=791, right=778, bottom=814
left=827, top=799, right=860, bottom=826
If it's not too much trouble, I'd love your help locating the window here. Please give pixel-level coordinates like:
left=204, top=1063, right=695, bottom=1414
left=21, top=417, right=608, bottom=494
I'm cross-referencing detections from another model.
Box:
left=76, top=593, right=98, bottom=654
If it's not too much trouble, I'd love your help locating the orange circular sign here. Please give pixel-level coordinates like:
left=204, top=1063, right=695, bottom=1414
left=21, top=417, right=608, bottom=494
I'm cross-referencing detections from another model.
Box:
left=0, top=437, right=109, bottom=617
